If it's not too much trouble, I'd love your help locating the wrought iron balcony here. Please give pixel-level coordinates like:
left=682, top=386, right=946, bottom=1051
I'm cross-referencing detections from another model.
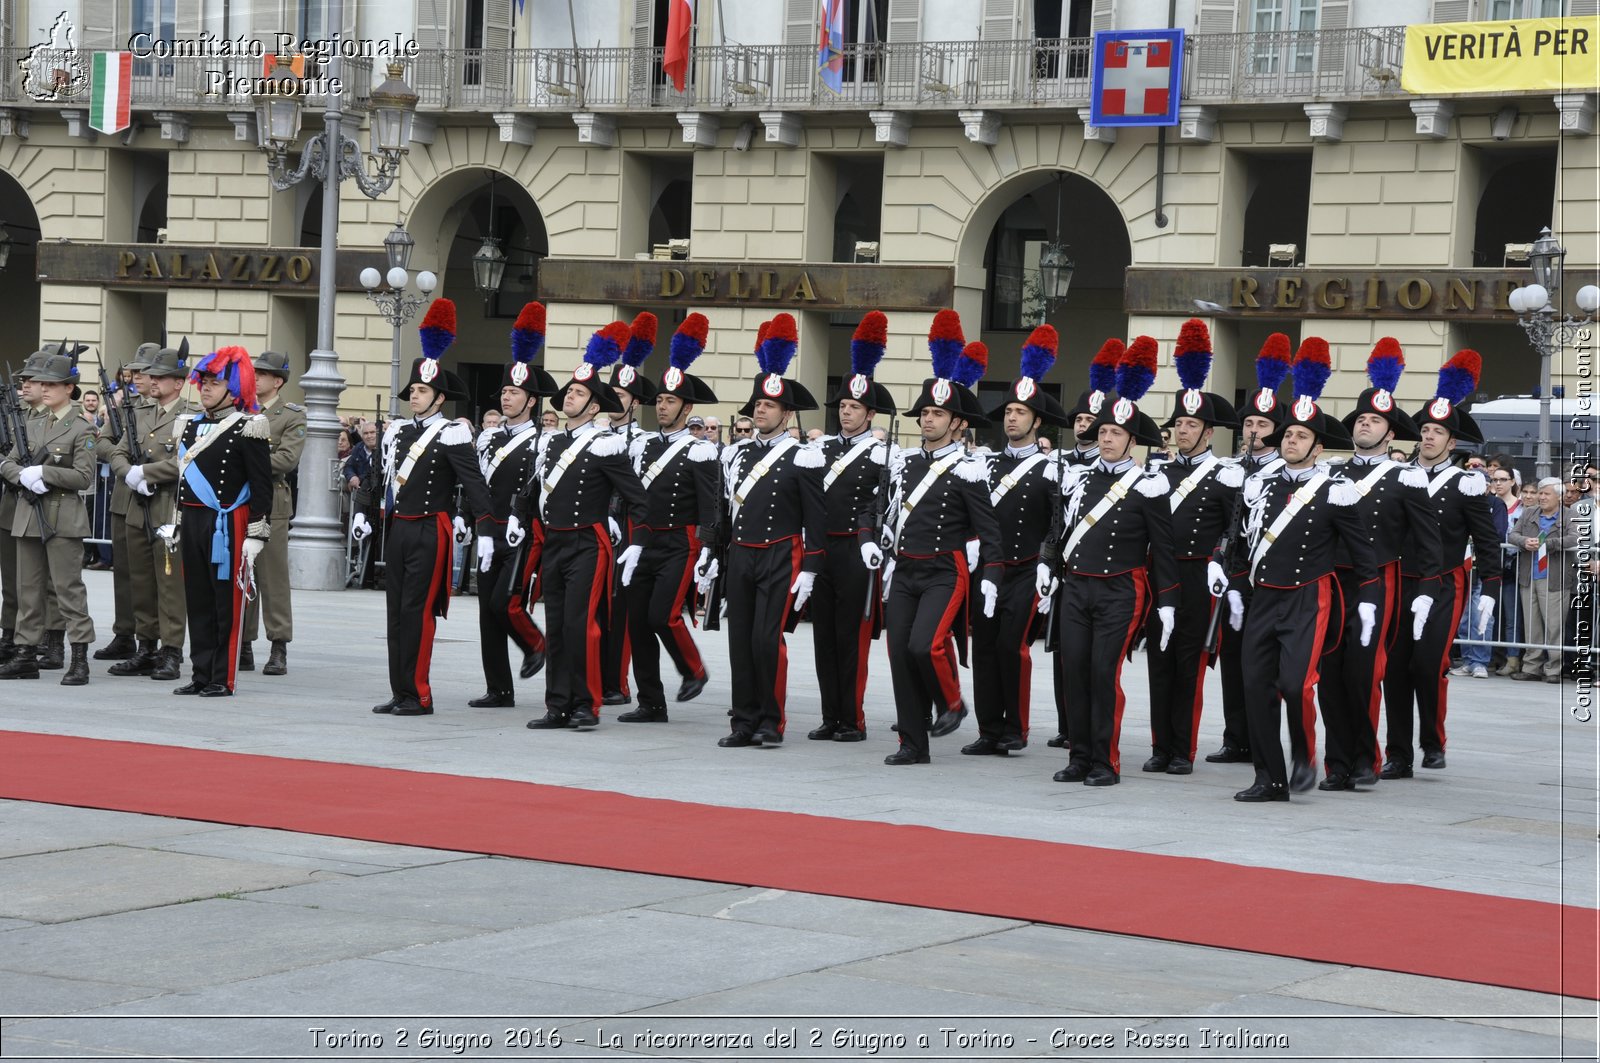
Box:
left=0, top=27, right=1412, bottom=117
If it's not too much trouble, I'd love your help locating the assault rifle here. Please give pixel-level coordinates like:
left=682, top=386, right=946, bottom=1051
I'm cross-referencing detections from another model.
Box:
left=100, top=362, right=124, bottom=444
left=0, top=363, right=56, bottom=544
left=865, top=428, right=894, bottom=624
left=1039, top=427, right=1068, bottom=651
left=500, top=406, right=547, bottom=603
left=120, top=366, right=157, bottom=542
left=1203, top=429, right=1257, bottom=663
left=701, top=449, right=728, bottom=631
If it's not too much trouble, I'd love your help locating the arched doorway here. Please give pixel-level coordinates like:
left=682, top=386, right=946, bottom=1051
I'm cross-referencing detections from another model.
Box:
left=959, top=168, right=1132, bottom=443
left=400, top=167, right=547, bottom=422
left=0, top=171, right=42, bottom=352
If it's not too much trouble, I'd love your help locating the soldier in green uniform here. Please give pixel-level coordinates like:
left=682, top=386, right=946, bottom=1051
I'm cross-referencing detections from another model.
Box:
left=0, top=358, right=25, bottom=665
left=107, top=342, right=193, bottom=681
left=91, top=346, right=159, bottom=662
left=0, top=349, right=96, bottom=683
left=5, top=350, right=68, bottom=669
left=238, top=350, right=305, bottom=675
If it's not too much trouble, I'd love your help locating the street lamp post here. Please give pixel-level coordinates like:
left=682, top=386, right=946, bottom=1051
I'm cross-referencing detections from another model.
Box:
left=252, top=9, right=420, bottom=591
left=360, top=222, right=437, bottom=419
left=1507, top=227, right=1600, bottom=481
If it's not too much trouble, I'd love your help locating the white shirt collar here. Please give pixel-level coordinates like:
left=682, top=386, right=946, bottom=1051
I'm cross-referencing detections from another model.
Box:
left=843, top=429, right=874, bottom=447
left=926, top=440, right=962, bottom=460
left=570, top=418, right=606, bottom=438
left=1095, top=456, right=1134, bottom=474
left=660, top=426, right=693, bottom=442
left=1004, top=442, right=1040, bottom=458
left=414, top=412, right=444, bottom=428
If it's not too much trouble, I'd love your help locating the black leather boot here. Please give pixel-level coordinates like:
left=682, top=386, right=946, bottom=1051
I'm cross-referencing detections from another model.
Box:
left=262, top=640, right=287, bottom=676
left=0, top=627, right=16, bottom=665
left=61, top=643, right=89, bottom=686
left=148, top=647, right=183, bottom=681
left=238, top=643, right=255, bottom=671
left=37, top=630, right=65, bottom=670
left=108, top=639, right=158, bottom=676
left=93, top=633, right=137, bottom=660
left=0, top=646, right=39, bottom=679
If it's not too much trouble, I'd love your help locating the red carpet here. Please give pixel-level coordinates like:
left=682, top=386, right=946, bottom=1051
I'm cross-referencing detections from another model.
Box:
left=1, top=730, right=1593, bottom=1000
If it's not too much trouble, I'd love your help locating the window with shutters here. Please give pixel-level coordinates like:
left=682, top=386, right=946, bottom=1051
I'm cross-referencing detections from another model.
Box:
left=841, top=0, right=889, bottom=85
left=460, top=0, right=511, bottom=94
left=628, top=0, right=673, bottom=104
left=132, top=0, right=176, bottom=77
left=1487, top=0, right=1563, bottom=16
left=1031, top=0, right=1092, bottom=79
left=299, top=0, right=329, bottom=40
left=1248, top=0, right=1316, bottom=74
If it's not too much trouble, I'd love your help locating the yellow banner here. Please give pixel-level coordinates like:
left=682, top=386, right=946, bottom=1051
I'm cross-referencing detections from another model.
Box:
left=1402, top=16, right=1600, bottom=94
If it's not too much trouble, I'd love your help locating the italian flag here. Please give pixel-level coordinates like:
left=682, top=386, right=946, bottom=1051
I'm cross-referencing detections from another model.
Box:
left=90, top=52, right=132, bottom=135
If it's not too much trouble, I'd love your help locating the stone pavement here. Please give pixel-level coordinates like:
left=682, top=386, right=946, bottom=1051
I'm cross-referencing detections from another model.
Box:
left=0, top=572, right=1595, bottom=1061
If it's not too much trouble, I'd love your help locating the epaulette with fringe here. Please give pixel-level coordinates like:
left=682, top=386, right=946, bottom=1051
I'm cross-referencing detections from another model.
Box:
left=382, top=419, right=402, bottom=446
left=1244, top=476, right=1269, bottom=504
left=1399, top=466, right=1428, bottom=489
left=1134, top=470, right=1170, bottom=498
left=1457, top=470, right=1486, bottom=496
left=954, top=457, right=988, bottom=483
left=1216, top=462, right=1245, bottom=488
left=628, top=434, right=648, bottom=464
left=793, top=443, right=825, bottom=469
left=868, top=442, right=889, bottom=465
left=241, top=413, right=270, bottom=439
left=1328, top=480, right=1360, bottom=506
left=687, top=439, right=717, bottom=462
left=589, top=432, right=626, bottom=458
left=439, top=421, right=473, bottom=447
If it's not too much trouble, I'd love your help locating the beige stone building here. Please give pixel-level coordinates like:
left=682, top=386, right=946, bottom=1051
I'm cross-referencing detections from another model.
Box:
left=0, top=0, right=1594, bottom=460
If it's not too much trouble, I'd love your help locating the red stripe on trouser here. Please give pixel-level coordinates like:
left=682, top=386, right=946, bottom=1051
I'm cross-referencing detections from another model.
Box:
left=1017, top=591, right=1038, bottom=739
left=1185, top=600, right=1214, bottom=762
left=585, top=527, right=616, bottom=711
left=767, top=539, right=805, bottom=735
left=1108, top=571, right=1149, bottom=776
left=1433, top=563, right=1469, bottom=751
left=1367, top=563, right=1400, bottom=769
left=664, top=529, right=705, bottom=679
left=1298, top=577, right=1334, bottom=766
left=411, top=512, right=452, bottom=708
left=223, top=508, right=249, bottom=692
left=928, top=556, right=971, bottom=711
left=852, top=610, right=873, bottom=731
left=505, top=530, right=546, bottom=653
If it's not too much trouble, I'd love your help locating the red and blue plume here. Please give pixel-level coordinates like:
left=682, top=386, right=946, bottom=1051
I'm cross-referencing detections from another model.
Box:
left=1292, top=337, right=1332, bottom=401
left=1367, top=337, right=1404, bottom=393
left=584, top=321, right=629, bottom=369
left=928, top=308, right=965, bottom=380
left=851, top=310, right=888, bottom=377
left=1090, top=338, right=1123, bottom=394
left=419, top=298, right=456, bottom=362
left=759, top=313, right=799, bottom=376
left=953, top=341, right=988, bottom=388
left=1436, top=349, right=1482, bottom=404
left=1256, top=332, right=1293, bottom=392
left=510, top=302, right=545, bottom=364
left=190, top=345, right=258, bottom=412
left=754, top=319, right=771, bottom=354
left=623, top=312, right=657, bottom=368
left=1020, top=325, right=1057, bottom=381
left=670, top=312, right=709, bottom=370
left=1117, top=336, right=1158, bottom=403
left=1174, top=318, right=1212, bottom=391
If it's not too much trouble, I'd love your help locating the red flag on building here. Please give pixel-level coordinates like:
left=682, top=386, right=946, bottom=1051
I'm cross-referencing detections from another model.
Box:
left=663, top=0, right=695, bottom=92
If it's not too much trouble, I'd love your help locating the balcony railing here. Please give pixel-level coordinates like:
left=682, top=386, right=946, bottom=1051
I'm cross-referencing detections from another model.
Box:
left=0, top=28, right=1413, bottom=116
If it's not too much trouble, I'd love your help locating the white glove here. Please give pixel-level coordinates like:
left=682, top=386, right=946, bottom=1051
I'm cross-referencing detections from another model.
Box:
left=617, top=544, right=643, bottom=586
left=156, top=523, right=177, bottom=545
left=1035, top=562, right=1058, bottom=600
left=1158, top=606, right=1176, bottom=650
left=608, top=517, right=622, bottom=546
left=881, top=559, right=895, bottom=602
left=860, top=541, right=884, bottom=570
left=477, top=535, right=495, bottom=573
left=1226, top=590, right=1244, bottom=632
left=242, top=537, right=265, bottom=567
left=19, top=466, right=46, bottom=494
left=1358, top=602, right=1377, bottom=647
left=505, top=514, right=525, bottom=548
left=452, top=516, right=470, bottom=545
left=1207, top=561, right=1228, bottom=597
left=1410, top=595, right=1433, bottom=641
left=1475, top=595, right=1496, bottom=637
left=790, top=570, right=816, bottom=612
left=965, top=540, right=980, bottom=573
left=124, top=465, right=146, bottom=492
left=980, top=578, right=997, bottom=618
left=693, top=547, right=719, bottom=594
left=350, top=513, right=371, bottom=541
left=135, top=480, right=154, bottom=496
